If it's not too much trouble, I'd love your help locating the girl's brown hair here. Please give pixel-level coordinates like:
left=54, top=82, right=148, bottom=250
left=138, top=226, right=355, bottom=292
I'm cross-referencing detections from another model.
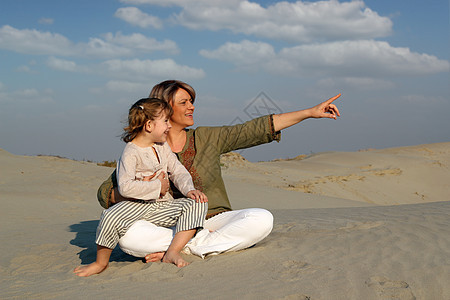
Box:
left=149, top=80, right=196, bottom=105
left=121, top=97, right=173, bottom=143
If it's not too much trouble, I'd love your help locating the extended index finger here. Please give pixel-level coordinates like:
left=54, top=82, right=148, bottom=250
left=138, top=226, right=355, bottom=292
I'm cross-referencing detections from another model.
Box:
left=324, top=93, right=341, bottom=105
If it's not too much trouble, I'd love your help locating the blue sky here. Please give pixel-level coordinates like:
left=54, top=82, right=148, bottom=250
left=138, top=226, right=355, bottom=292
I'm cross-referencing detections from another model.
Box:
left=0, top=0, right=449, bottom=162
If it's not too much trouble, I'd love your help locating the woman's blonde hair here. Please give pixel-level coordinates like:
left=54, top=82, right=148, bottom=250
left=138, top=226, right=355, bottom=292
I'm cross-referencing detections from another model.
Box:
left=121, top=97, right=173, bottom=143
left=149, top=80, right=196, bottom=105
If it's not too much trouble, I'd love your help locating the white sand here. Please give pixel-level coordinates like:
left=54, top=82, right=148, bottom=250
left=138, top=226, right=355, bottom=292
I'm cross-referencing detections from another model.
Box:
left=0, top=143, right=449, bottom=299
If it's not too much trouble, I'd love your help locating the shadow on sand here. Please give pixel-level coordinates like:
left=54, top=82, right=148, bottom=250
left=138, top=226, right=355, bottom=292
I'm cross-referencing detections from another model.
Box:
left=69, top=220, right=139, bottom=264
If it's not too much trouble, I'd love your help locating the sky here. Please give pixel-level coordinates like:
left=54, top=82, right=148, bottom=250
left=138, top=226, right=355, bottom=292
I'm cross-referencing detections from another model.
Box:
left=0, top=0, right=449, bottom=163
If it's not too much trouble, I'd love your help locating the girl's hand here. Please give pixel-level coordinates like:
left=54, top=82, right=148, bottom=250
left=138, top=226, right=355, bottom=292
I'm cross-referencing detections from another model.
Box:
left=309, top=94, right=341, bottom=120
left=142, top=172, right=157, bottom=182
left=157, top=171, right=170, bottom=196
left=187, top=190, right=208, bottom=203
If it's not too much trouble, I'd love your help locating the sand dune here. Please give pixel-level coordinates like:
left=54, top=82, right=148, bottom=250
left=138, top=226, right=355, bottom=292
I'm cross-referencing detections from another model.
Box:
left=222, top=142, right=450, bottom=206
left=0, top=143, right=449, bottom=299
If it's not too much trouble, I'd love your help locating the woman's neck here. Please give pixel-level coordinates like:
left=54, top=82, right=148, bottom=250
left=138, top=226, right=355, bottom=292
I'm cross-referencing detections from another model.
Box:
left=167, top=124, right=187, bottom=153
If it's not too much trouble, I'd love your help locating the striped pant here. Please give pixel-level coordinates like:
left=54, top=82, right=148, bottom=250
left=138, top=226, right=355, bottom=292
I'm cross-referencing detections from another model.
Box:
left=95, top=199, right=207, bottom=249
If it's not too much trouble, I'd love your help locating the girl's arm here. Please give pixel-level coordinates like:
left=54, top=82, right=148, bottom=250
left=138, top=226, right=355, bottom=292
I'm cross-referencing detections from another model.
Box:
left=272, top=94, right=341, bottom=132
left=117, top=148, right=162, bottom=200
left=164, top=143, right=196, bottom=196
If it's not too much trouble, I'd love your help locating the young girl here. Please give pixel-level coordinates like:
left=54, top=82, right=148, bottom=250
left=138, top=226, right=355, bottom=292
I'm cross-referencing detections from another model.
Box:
left=74, top=98, right=208, bottom=277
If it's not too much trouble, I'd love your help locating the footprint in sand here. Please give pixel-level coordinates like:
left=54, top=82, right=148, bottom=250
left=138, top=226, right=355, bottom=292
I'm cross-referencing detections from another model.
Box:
left=339, top=221, right=384, bottom=231
left=279, top=294, right=311, bottom=300
left=366, top=276, right=415, bottom=300
left=273, top=260, right=324, bottom=282
left=129, top=262, right=185, bottom=282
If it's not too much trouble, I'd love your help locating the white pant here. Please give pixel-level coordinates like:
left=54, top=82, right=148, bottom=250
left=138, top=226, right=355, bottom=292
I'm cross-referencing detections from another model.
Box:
left=118, top=208, right=273, bottom=258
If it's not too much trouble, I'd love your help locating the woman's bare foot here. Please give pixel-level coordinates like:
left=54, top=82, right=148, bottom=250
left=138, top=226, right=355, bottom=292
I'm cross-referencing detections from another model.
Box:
left=162, top=251, right=189, bottom=267
left=74, top=262, right=108, bottom=277
left=144, top=252, right=165, bottom=263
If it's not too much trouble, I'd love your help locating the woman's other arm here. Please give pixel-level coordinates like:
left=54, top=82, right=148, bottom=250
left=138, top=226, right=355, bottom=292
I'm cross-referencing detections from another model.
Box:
left=273, top=94, right=341, bottom=132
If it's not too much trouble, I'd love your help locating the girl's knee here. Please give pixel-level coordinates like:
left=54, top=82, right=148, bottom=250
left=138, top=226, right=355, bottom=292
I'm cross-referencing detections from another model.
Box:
left=199, top=201, right=208, bottom=212
left=194, top=202, right=208, bottom=218
left=185, top=198, right=208, bottom=212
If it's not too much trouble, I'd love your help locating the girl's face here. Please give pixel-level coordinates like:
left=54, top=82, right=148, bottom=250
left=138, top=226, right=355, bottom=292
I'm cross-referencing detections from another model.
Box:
left=148, top=111, right=172, bottom=143
left=170, top=88, right=195, bottom=128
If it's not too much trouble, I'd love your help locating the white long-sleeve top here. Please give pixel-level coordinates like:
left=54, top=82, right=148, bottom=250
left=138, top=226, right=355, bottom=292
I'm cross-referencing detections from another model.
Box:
left=116, top=142, right=195, bottom=201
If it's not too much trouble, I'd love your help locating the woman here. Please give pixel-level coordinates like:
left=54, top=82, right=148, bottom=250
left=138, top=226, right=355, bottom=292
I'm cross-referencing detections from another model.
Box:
left=97, top=80, right=340, bottom=261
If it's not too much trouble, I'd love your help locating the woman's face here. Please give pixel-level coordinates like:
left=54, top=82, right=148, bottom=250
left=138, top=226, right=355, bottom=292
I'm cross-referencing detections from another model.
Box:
left=170, top=88, right=195, bottom=128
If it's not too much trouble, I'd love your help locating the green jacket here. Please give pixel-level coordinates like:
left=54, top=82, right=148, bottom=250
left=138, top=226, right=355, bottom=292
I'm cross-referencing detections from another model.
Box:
left=97, top=115, right=280, bottom=216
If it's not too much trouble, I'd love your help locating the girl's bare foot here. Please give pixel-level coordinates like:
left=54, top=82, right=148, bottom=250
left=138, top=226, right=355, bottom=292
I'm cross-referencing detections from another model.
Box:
left=74, top=262, right=108, bottom=277
left=144, top=252, right=165, bottom=263
left=162, top=251, right=189, bottom=267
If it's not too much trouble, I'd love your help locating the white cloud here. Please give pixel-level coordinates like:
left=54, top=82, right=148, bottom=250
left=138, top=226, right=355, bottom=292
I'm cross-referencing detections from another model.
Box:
left=46, top=57, right=79, bottom=72
left=0, top=25, right=75, bottom=56
left=83, top=37, right=135, bottom=57
left=45, top=56, right=204, bottom=82
left=38, top=18, right=54, bottom=25
left=0, top=25, right=177, bottom=58
left=101, top=58, right=205, bottom=80
left=105, top=80, right=150, bottom=92
left=15, top=88, right=40, bottom=97
left=82, top=104, right=104, bottom=113
left=278, top=40, right=450, bottom=76
left=115, top=7, right=163, bottom=29
left=120, top=0, right=222, bottom=6
left=317, top=77, right=396, bottom=91
left=200, top=40, right=275, bottom=65
left=16, top=65, right=34, bottom=73
left=0, top=86, right=54, bottom=104
left=201, top=39, right=450, bottom=78
left=103, top=32, right=178, bottom=54
left=121, top=0, right=393, bottom=43
left=400, top=94, right=447, bottom=105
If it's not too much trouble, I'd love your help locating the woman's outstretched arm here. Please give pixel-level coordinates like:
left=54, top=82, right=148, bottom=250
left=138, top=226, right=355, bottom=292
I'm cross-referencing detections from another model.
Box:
left=273, top=93, right=341, bottom=132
